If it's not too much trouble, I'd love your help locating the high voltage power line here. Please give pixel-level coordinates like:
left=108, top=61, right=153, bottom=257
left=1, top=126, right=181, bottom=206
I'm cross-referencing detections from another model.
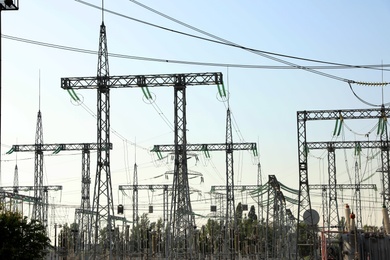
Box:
left=4, top=34, right=388, bottom=71
left=75, top=0, right=390, bottom=85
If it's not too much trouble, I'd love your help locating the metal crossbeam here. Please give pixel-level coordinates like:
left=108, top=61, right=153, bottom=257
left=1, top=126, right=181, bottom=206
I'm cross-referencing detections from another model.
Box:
left=0, top=191, right=39, bottom=202
left=152, top=142, right=256, bottom=152
left=210, top=185, right=260, bottom=192
left=309, top=184, right=377, bottom=190
left=153, top=138, right=256, bottom=258
left=306, top=140, right=386, bottom=150
left=61, top=73, right=223, bottom=89
left=0, top=185, right=62, bottom=191
left=296, top=106, right=390, bottom=259
left=61, top=33, right=223, bottom=257
left=9, top=143, right=112, bottom=152
left=1, top=185, right=62, bottom=227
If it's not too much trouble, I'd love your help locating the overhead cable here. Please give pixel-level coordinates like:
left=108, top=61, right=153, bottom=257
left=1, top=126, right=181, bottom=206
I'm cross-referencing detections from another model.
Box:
left=6, top=33, right=389, bottom=71
left=124, top=0, right=389, bottom=85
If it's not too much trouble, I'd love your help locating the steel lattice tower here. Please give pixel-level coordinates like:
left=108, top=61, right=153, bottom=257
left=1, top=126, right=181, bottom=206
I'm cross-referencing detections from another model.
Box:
left=257, top=161, right=263, bottom=222
left=354, top=161, right=362, bottom=229
left=380, top=117, right=390, bottom=210
left=297, top=107, right=390, bottom=259
left=13, top=164, right=18, bottom=193
left=62, top=65, right=222, bottom=258
left=132, top=162, right=139, bottom=253
left=12, top=164, right=18, bottom=212
left=75, top=148, right=91, bottom=255
left=327, top=145, right=340, bottom=229
left=170, top=82, right=195, bottom=258
left=132, top=162, right=138, bottom=230
left=89, top=22, right=116, bottom=257
left=225, top=108, right=235, bottom=258
left=34, top=110, right=44, bottom=224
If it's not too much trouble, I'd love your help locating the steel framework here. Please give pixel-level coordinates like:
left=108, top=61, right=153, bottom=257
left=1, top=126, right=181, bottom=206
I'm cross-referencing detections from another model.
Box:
left=306, top=140, right=386, bottom=230
left=0, top=185, right=62, bottom=227
left=119, top=184, right=170, bottom=256
left=7, top=142, right=110, bottom=244
left=61, top=24, right=223, bottom=255
left=152, top=138, right=256, bottom=258
left=297, top=106, right=390, bottom=259
left=309, top=183, right=377, bottom=227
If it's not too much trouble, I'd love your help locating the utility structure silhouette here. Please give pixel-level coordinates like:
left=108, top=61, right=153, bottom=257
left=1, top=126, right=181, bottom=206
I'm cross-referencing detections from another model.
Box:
left=0, top=185, right=62, bottom=227
left=152, top=109, right=257, bottom=258
left=61, top=21, right=223, bottom=258
left=119, top=184, right=171, bottom=255
left=309, top=183, right=377, bottom=260
left=7, top=142, right=110, bottom=226
left=266, top=175, right=296, bottom=259
left=211, top=183, right=277, bottom=258
left=306, top=140, right=384, bottom=230
left=297, top=106, right=390, bottom=259
left=4, top=110, right=46, bottom=224
left=309, top=183, right=377, bottom=229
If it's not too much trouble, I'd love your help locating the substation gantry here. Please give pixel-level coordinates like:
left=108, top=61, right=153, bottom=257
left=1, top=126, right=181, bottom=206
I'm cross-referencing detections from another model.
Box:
left=60, top=21, right=223, bottom=258
left=7, top=143, right=111, bottom=234
left=0, top=190, right=39, bottom=213
left=297, top=106, right=390, bottom=260
left=152, top=139, right=257, bottom=258
left=0, top=185, right=62, bottom=227
left=210, top=184, right=265, bottom=257
left=265, top=175, right=296, bottom=259
left=306, top=140, right=383, bottom=230
left=309, top=183, right=377, bottom=229
left=118, top=184, right=171, bottom=256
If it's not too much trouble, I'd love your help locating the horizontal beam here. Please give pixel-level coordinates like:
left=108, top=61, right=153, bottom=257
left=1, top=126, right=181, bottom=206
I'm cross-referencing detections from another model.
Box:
left=8, top=143, right=112, bottom=153
left=306, top=140, right=385, bottom=150
left=0, top=191, right=40, bottom=202
left=151, top=142, right=257, bottom=152
left=75, top=208, right=131, bottom=223
left=309, top=184, right=377, bottom=190
left=210, top=185, right=260, bottom=192
left=0, top=185, right=63, bottom=191
left=119, top=184, right=171, bottom=191
left=297, top=107, right=390, bottom=121
left=61, top=72, right=223, bottom=89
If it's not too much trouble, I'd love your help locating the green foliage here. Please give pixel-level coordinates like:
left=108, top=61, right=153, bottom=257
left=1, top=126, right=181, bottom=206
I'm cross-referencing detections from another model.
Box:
left=0, top=211, right=51, bottom=259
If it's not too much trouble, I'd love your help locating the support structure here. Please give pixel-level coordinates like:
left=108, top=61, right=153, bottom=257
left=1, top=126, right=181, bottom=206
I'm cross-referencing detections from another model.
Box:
left=7, top=142, right=110, bottom=237
left=308, top=183, right=377, bottom=228
left=266, top=175, right=295, bottom=259
left=306, top=140, right=387, bottom=230
left=35, top=110, right=44, bottom=223
left=0, top=185, right=62, bottom=227
left=119, top=184, right=171, bottom=257
left=153, top=142, right=257, bottom=257
left=297, top=106, right=390, bottom=259
left=62, top=39, right=223, bottom=257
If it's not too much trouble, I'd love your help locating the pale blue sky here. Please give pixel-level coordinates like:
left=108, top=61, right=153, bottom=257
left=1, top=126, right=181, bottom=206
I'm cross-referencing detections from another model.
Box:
left=1, top=0, right=389, bottom=232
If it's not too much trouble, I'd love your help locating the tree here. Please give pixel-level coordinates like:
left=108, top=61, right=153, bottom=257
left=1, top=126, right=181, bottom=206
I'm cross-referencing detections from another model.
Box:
left=0, top=211, right=51, bottom=259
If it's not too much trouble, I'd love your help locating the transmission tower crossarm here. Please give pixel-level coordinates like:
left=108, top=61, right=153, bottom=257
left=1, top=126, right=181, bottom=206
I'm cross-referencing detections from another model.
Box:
left=306, top=140, right=385, bottom=150
left=0, top=185, right=62, bottom=192
left=151, top=142, right=257, bottom=152
left=61, top=72, right=223, bottom=89
left=298, top=107, right=390, bottom=121
left=0, top=191, right=40, bottom=202
left=8, top=142, right=112, bottom=153
left=309, top=184, right=377, bottom=190
left=119, top=184, right=171, bottom=190
left=211, top=184, right=261, bottom=192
